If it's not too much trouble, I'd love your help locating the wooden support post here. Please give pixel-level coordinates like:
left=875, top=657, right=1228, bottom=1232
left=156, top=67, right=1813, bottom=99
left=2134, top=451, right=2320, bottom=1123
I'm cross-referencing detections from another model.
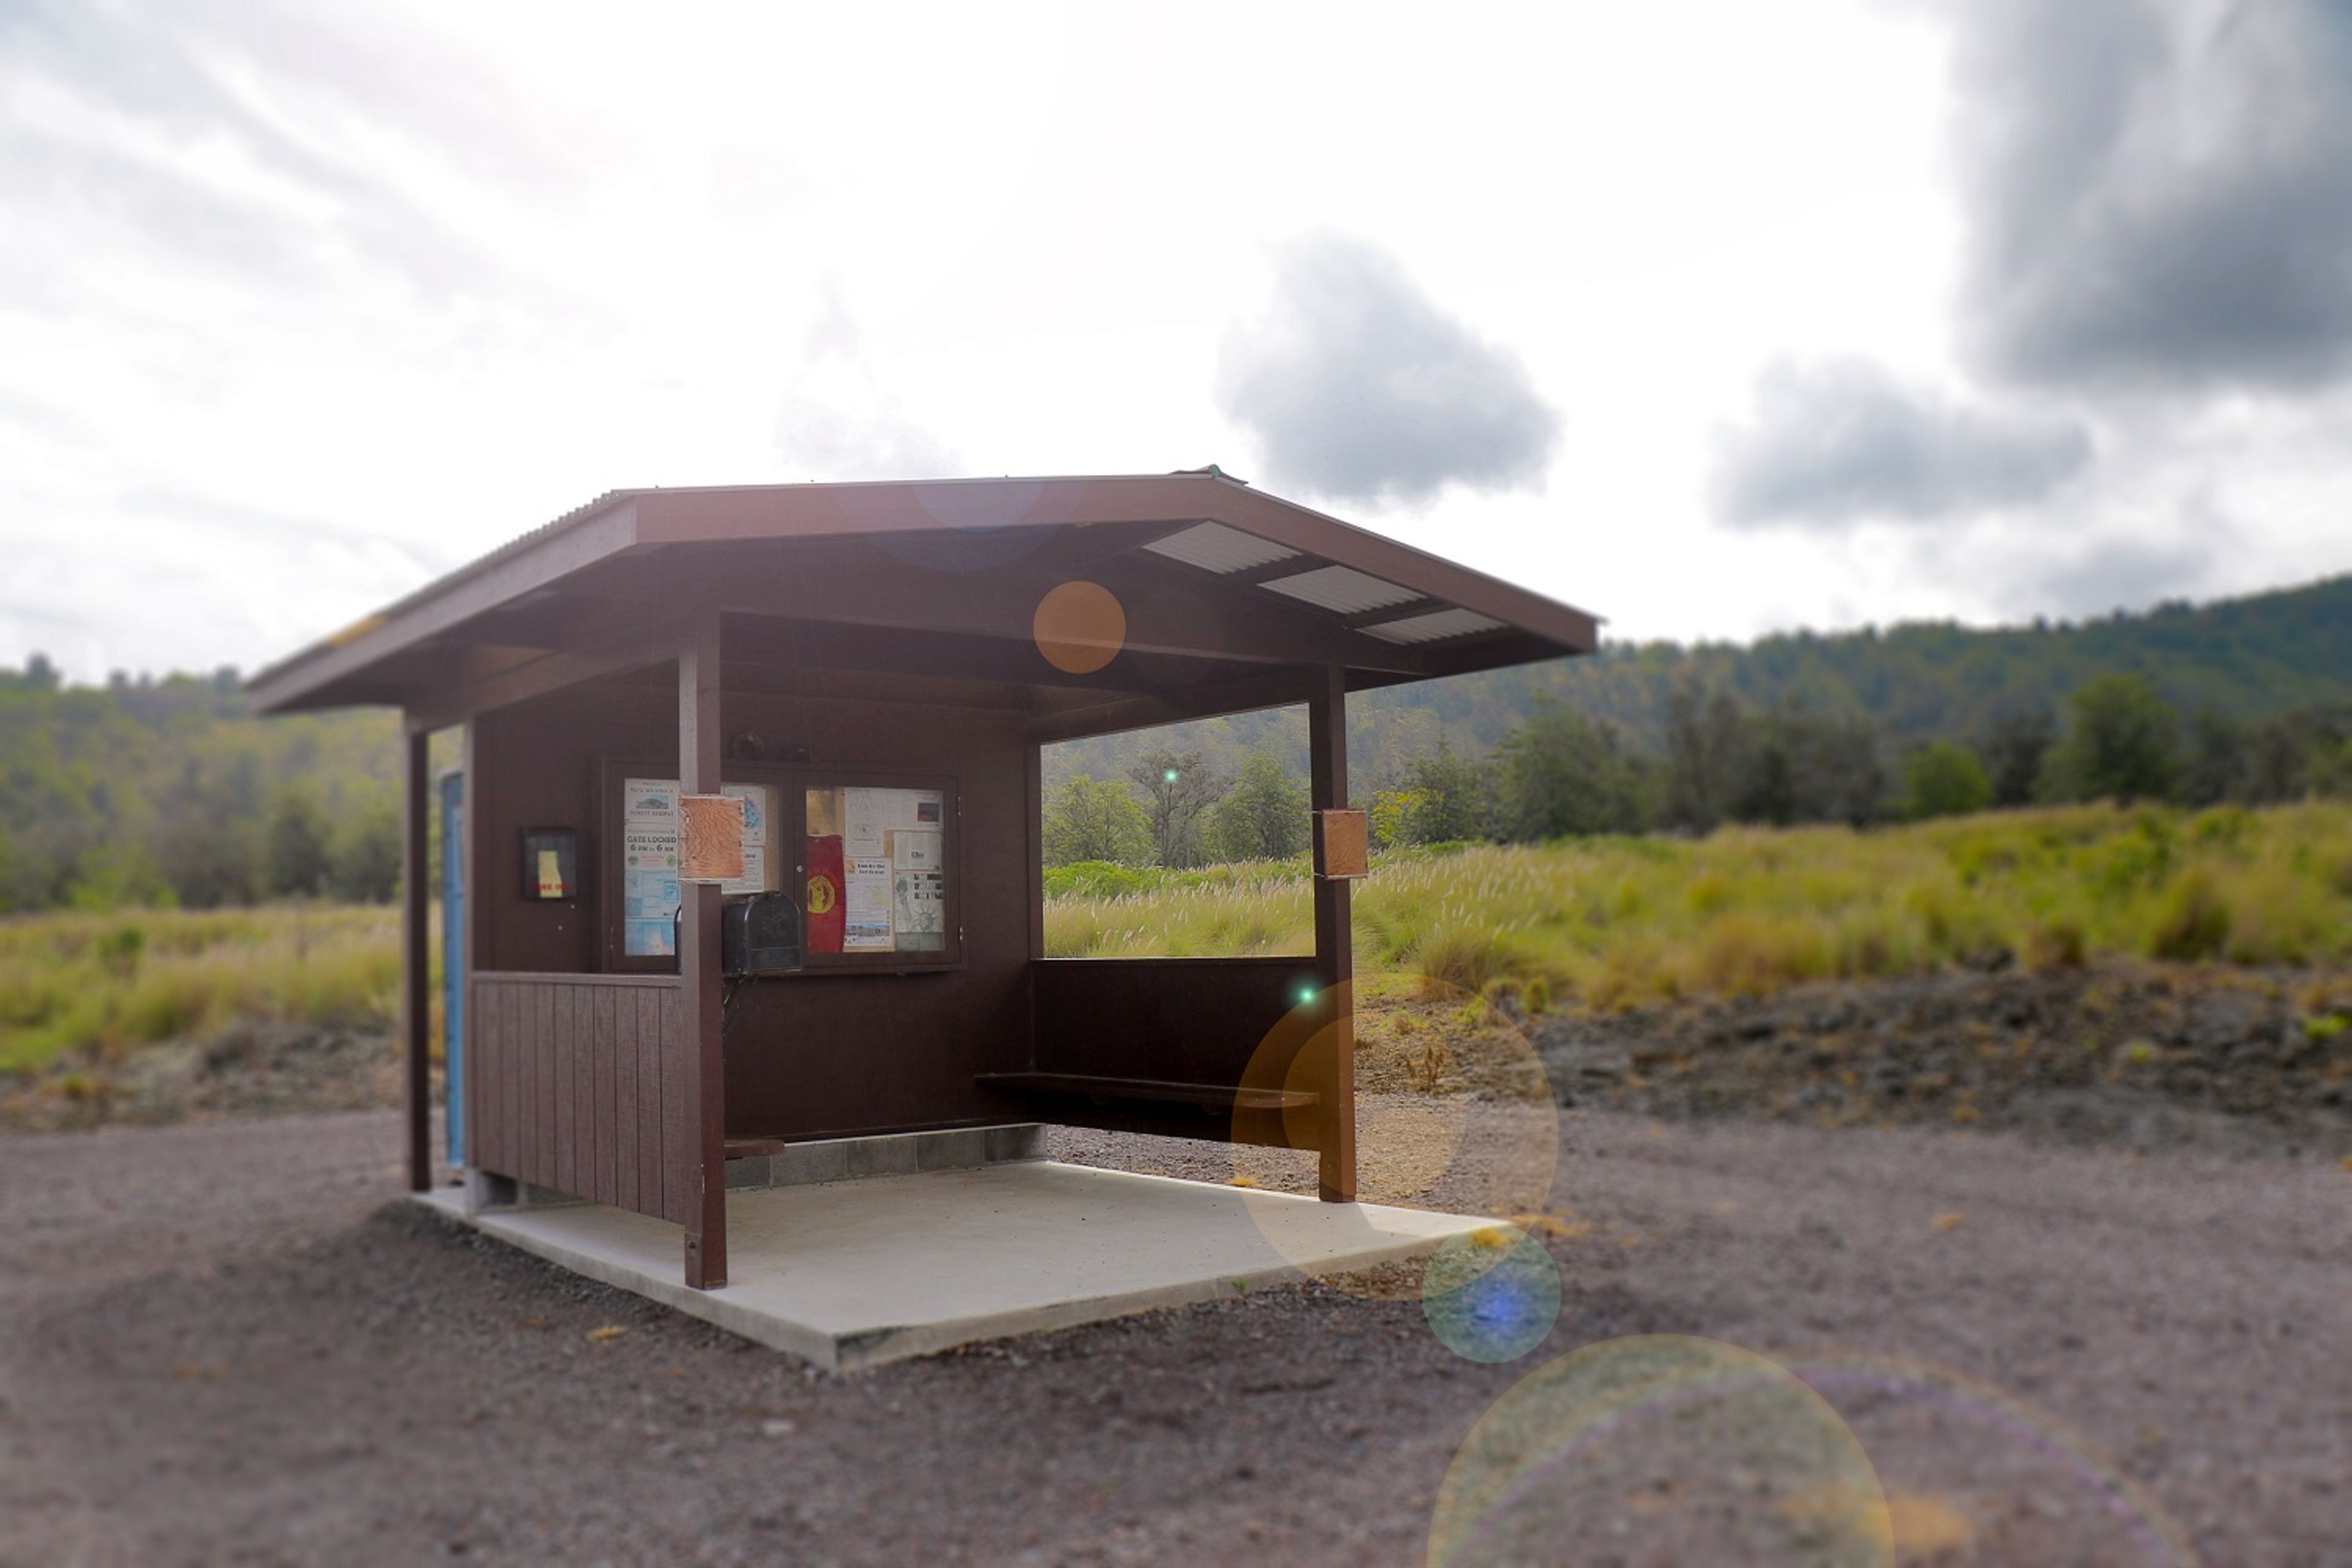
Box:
left=1306, top=666, right=1357, bottom=1202
left=401, top=723, right=432, bottom=1193
left=679, top=616, right=729, bottom=1289
left=458, top=719, right=480, bottom=1175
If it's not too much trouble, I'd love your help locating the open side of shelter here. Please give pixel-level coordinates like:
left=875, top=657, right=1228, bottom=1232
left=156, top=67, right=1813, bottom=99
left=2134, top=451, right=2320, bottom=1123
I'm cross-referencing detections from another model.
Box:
left=251, top=473, right=1598, bottom=1294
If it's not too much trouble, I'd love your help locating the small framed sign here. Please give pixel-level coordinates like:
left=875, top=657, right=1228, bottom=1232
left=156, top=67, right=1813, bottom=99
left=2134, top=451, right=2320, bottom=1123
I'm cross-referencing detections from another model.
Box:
left=521, top=827, right=581, bottom=901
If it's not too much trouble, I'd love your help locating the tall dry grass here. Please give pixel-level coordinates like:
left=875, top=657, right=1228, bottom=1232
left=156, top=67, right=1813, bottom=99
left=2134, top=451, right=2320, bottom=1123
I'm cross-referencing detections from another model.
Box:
left=3, top=803, right=2342, bottom=1080
left=0, top=904, right=404, bottom=1076
left=1045, top=802, right=2352, bottom=1008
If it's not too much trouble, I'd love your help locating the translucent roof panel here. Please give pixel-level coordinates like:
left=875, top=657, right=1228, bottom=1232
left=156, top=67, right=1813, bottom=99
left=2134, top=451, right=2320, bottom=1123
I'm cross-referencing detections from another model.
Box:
left=1357, top=607, right=1508, bottom=644
left=1139, top=521, right=1301, bottom=574
left=1257, top=565, right=1419, bottom=615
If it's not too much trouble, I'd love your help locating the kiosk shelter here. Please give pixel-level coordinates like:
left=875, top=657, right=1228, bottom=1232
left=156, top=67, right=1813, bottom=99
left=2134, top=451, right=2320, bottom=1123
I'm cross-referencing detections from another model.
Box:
left=251, top=473, right=1599, bottom=1293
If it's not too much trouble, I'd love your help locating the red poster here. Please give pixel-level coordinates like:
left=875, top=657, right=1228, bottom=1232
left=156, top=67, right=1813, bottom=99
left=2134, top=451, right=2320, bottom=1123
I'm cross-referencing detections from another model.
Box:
left=805, top=834, right=844, bottom=954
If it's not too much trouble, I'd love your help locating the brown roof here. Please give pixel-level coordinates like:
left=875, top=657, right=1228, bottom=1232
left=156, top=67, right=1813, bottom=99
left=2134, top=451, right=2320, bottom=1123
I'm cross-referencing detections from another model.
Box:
left=247, top=473, right=1599, bottom=727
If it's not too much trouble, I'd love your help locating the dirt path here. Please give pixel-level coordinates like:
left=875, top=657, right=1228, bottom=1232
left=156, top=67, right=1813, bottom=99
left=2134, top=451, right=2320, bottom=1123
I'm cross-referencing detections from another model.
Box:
left=2, top=1110, right=2345, bottom=1566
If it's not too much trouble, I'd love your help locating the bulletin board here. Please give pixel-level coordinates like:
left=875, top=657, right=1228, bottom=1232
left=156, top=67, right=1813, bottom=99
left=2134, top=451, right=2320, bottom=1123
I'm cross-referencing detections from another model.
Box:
left=600, top=758, right=958, bottom=974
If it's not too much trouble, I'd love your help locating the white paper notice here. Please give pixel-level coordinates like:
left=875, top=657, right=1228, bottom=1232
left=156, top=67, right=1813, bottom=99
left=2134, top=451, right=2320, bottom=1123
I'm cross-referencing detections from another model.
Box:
left=843, top=787, right=887, bottom=858
left=843, top=856, right=893, bottom=949
left=625, top=778, right=676, bottom=823
left=720, top=782, right=775, bottom=895
left=622, top=777, right=683, bottom=956
left=889, top=828, right=941, bottom=872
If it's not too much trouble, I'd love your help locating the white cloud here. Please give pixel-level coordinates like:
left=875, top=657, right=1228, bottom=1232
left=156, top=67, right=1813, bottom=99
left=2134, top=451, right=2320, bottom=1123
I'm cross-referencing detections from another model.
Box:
left=0, top=0, right=2346, bottom=684
left=1217, top=236, right=1558, bottom=507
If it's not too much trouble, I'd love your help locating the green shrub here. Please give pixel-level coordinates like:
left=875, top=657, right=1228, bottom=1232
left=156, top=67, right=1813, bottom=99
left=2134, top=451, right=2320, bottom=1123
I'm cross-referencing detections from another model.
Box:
left=2025, top=918, right=2087, bottom=971
left=2147, top=870, right=2231, bottom=962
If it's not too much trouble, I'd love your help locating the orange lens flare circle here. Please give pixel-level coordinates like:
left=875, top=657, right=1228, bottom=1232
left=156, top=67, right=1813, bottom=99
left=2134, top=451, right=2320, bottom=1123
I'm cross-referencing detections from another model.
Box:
left=1031, top=581, right=1126, bottom=674
left=1227, top=972, right=1559, bottom=1300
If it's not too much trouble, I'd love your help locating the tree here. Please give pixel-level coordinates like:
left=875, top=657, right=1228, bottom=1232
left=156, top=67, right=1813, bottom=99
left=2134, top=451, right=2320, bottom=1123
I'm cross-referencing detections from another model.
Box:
left=2180, top=709, right=2248, bottom=806
left=1664, top=684, right=1751, bottom=832
left=1495, top=701, right=1656, bottom=839
left=1127, top=749, right=1227, bottom=867
left=1902, top=740, right=1992, bottom=820
left=1977, top=707, right=2056, bottom=808
left=155, top=810, right=262, bottom=908
left=1042, top=774, right=1152, bottom=867
left=265, top=784, right=333, bottom=897
left=1730, top=705, right=1887, bottom=828
left=65, top=841, right=174, bottom=910
left=1207, top=752, right=1309, bottom=861
left=1390, top=742, right=1496, bottom=845
left=329, top=795, right=402, bottom=902
left=2047, top=674, right=2180, bottom=804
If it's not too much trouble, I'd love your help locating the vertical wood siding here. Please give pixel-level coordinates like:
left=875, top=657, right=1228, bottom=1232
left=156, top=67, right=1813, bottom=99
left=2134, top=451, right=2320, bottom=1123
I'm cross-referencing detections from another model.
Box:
left=467, top=973, right=693, bottom=1225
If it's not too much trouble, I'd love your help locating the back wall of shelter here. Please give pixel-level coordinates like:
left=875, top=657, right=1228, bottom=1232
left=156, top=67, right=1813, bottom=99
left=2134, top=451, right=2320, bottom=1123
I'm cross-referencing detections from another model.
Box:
left=467, top=673, right=1033, bottom=1143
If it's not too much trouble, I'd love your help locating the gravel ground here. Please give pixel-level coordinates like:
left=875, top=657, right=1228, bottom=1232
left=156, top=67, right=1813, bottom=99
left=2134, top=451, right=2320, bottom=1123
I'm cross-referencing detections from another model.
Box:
left=1527, top=963, right=2352, bottom=1163
left=3, top=1109, right=2346, bottom=1566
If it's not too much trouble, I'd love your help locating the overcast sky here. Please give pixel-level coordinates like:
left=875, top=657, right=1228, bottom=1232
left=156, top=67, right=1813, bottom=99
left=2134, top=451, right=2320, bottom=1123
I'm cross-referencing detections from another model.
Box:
left=6, top=0, right=2350, bottom=683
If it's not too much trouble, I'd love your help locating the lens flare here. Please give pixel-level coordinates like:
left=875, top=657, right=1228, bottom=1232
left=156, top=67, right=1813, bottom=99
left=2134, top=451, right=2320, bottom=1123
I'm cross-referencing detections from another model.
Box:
left=1420, top=1224, right=1561, bottom=1363
left=1784, top=1352, right=2202, bottom=1565
left=1428, top=1336, right=1893, bottom=1568
left=1229, top=973, right=1558, bottom=1300
left=1428, top=1338, right=2206, bottom=1567
left=1031, top=581, right=1126, bottom=674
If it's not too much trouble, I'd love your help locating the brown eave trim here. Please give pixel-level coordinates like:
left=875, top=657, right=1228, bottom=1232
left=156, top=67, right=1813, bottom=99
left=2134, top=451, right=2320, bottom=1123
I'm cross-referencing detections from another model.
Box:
left=245, top=493, right=644, bottom=714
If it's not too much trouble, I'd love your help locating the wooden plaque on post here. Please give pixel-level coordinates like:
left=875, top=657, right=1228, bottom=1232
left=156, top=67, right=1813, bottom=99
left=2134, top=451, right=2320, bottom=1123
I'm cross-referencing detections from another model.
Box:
left=1313, top=809, right=1370, bottom=880
left=679, top=793, right=745, bottom=883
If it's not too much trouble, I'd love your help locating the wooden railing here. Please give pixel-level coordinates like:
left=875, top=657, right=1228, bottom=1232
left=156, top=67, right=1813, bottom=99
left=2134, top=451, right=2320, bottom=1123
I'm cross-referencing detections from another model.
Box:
left=466, top=973, right=693, bottom=1224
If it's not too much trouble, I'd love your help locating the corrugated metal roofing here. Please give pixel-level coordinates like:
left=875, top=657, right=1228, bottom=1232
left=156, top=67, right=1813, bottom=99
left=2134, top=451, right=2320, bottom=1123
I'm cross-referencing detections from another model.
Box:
left=1356, top=607, right=1507, bottom=644
left=1139, top=521, right=1301, bottom=574
left=1256, top=565, right=1419, bottom=615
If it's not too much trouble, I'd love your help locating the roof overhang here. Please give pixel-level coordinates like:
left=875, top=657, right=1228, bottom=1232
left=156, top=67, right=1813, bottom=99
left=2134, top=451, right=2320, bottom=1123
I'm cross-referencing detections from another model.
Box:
left=247, top=474, right=1600, bottom=729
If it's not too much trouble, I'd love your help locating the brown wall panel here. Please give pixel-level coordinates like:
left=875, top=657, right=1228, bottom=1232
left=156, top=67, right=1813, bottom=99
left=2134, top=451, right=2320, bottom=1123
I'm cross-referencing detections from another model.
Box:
left=591, top=987, right=615, bottom=1206
left=473, top=689, right=664, bottom=975
left=714, top=690, right=1036, bottom=1141
left=637, top=987, right=664, bottom=1216
left=467, top=673, right=1042, bottom=1147
left=500, top=982, right=519, bottom=1177
left=613, top=988, right=639, bottom=1214
left=1030, top=958, right=1322, bottom=1088
left=467, top=973, right=682, bottom=1222
left=660, top=976, right=695, bottom=1224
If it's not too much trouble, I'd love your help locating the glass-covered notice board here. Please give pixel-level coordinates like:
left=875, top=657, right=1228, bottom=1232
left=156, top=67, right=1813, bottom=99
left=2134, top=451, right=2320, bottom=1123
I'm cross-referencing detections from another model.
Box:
left=602, top=760, right=957, bottom=973
left=801, top=783, right=946, bottom=956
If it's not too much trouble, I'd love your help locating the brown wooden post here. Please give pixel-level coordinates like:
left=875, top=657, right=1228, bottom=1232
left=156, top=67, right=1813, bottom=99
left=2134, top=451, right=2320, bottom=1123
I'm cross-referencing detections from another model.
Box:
left=458, top=718, right=480, bottom=1174
left=1306, top=665, right=1357, bottom=1202
left=679, top=616, right=729, bottom=1289
left=401, top=722, right=432, bottom=1192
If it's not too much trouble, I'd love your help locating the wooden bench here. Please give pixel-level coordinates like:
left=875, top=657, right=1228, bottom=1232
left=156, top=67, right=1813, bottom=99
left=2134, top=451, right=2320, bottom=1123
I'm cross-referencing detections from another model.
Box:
left=973, top=1071, right=1316, bottom=1114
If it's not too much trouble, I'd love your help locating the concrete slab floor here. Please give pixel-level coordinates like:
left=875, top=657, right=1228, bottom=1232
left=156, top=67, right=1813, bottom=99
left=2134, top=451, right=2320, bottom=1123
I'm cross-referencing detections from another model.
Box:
left=416, top=1161, right=1494, bottom=1370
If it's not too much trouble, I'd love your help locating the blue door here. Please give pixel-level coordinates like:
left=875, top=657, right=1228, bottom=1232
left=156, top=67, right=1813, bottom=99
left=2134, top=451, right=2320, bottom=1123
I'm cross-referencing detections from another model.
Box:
left=439, top=770, right=465, bottom=1169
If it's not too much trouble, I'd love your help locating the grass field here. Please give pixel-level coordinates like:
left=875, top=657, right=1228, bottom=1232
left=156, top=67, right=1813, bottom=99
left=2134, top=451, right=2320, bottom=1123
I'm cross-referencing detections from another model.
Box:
left=0, top=904, right=403, bottom=1079
left=1047, top=801, right=2352, bottom=1008
left=2, top=802, right=2345, bottom=1081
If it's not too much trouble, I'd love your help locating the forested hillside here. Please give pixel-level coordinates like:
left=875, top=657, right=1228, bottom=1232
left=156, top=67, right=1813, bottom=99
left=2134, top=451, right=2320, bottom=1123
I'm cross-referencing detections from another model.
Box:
left=1047, top=571, right=2352, bottom=786
left=0, top=660, right=401, bottom=911
left=1, top=571, right=2346, bottom=910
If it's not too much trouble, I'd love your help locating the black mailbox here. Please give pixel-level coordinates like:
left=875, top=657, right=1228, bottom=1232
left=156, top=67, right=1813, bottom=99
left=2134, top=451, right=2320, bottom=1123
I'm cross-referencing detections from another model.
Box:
left=722, top=891, right=803, bottom=976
